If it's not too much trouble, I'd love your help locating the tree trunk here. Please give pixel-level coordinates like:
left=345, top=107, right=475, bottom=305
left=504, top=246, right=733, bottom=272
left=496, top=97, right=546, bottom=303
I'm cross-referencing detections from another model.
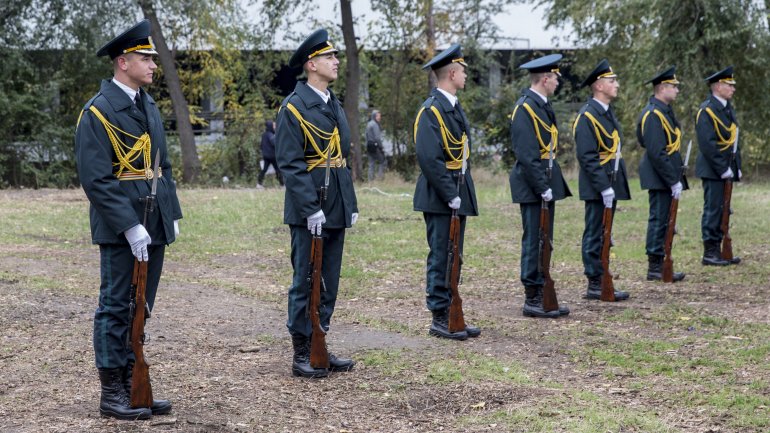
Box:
left=340, top=0, right=362, bottom=181
left=425, top=0, right=437, bottom=91
left=138, top=0, right=201, bottom=183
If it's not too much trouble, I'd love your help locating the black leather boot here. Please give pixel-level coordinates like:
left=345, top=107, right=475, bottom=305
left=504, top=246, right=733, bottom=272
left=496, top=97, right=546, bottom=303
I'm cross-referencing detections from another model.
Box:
left=522, top=286, right=560, bottom=318
left=291, top=335, right=328, bottom=378
left=702, top=241, right=729, bottom=266
left=429, top=308, right=468, bottom=340
left=123, top=362, right=172, bottom=415
left=98, top=368, right=152, bottom=420
left=648, top=255, right=685, bottom=282
left=584, top=276, right=630, bottom=301
left=328, top=352, right=356, bottom=372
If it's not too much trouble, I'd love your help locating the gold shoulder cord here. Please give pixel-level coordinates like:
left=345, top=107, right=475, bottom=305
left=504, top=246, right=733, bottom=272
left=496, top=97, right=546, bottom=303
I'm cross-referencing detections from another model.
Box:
left=284, top=103, right=341, bottom=171
left=414, top=105, right=468, bottom=169
left=696, top=107, right=737, bottom=152
left=511, top=103, right=558, bottom=159
left=641, top=109, right=681, bottom=155
left=77, top=106, right=152, bottom=178
left=573, top=111, right=619, bottom=166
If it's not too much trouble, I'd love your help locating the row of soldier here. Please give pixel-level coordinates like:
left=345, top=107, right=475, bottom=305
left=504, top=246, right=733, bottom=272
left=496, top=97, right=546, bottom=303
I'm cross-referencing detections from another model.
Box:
left=74, top=22, right=741, bottom=420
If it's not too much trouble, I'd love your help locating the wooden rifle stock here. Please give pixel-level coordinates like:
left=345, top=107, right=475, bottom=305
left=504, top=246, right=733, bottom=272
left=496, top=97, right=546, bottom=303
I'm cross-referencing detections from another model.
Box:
left=599, top=207, right=616, bottom=302
left=308, top=233, right=330, bottom=368
left=129, top=259, right=153, bottom=408
left=661, top=197, right=679, bottom=283
left=721, top=179, right=733, bottom=260
left=445, top=210, right=465, bottom=332
left=539, top=200, right=559, bottom=312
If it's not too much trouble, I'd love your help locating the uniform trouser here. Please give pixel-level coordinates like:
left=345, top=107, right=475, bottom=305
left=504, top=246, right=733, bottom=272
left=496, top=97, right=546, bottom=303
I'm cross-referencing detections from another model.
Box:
left=94, top=244, right=164, bottom=369
left=258, top=158, right=284, bottom=185
left=519, top=201, right=555, bottom=287
left=286, top=225, right=345, bottom=337
left=367, top=149, right=385, bottom=180
left=423, top=212, right=466, bottom=311
left=582, top=199, right=616, bottom=278
left=646, top=189, right=672, bottom=257
left=701, top=178, right=726, bottom=242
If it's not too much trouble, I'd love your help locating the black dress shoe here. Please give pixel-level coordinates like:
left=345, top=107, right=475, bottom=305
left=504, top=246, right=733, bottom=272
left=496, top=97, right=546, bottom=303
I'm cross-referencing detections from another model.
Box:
left=464, top=324, right=481, bottom=338
left=728, top=256, right=741, bottom=265
left=98, top=368, right=152, bottom=420
left=328, top=353, right=355, bottom=372
left=123, top=363, right=172, bottom=415
left=291, top=335, right=328, bottom=378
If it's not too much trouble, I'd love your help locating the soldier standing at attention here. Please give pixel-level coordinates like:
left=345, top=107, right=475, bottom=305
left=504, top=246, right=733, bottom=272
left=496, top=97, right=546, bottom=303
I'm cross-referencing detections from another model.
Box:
left=275, top=29, right=358, bottom=378
left=696, top=66, right=742, bottom=266
left=75, top=20, right=182, bottom=420
left=637, top=66, right=687, bottom=282
left=413, top=44, right=481, bottom=340
left=573, top=59, right=631, bottom=301
left=509, top=54, right=571, bottom=318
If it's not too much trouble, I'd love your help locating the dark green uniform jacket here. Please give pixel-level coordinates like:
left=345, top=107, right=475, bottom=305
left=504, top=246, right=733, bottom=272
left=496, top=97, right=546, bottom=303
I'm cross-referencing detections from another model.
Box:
left=275, top=82, right=358, bottom=228
left=413, top=88, right=479, bottom=216
left=75, top=79, right=183, bottom=245
left=695, top=96, right=742, bottom=181
left=509, top=89, right=572, bottom=203
left=574, top=98, right=631, bottom=201
left=637, top=96, right=689, bottom=191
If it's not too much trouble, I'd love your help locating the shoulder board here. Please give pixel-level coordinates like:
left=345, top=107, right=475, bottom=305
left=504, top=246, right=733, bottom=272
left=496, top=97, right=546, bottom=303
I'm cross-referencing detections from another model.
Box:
left=280, top=91, right=298, bottom=109
left=422, top=95, right=437, bottom=109
left=82, top=92, right=102, bottom=111
left=514, top=95, right=527, bottom=106
left=699, top=100, right=710, bottom=110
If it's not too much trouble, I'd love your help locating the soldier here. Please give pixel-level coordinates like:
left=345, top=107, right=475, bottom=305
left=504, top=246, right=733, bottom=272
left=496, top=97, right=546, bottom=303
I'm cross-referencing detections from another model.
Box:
left=276, top=29, right=358, bottom=378
left=413, top=44, right=481, bottom=340
left=696, top=66, right=742, bottom=266
left=75, top=20, right=182, bottom=420
left=637, top=66, right=688, bottom=282
left=573, top=59, right=631, bottom=301
left=509, top=54, right=571, bottom=318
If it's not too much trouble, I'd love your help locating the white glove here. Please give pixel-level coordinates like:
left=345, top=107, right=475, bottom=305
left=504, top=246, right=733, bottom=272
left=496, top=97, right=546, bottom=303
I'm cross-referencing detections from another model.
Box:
left=738, top=169, right=742, bottom=180
left=174, top=220, right=180, bottom=237
left=448, top=197, right=461, bottom=210
left=671, top=182, right=683, bottom=200
left=721, top=168, right=734, bottom=179
left=600, top=187, right=615, bottom=209
left=307, top=210, right=326, bottom=235
left=125, top=224, right=151, bottom=262
left=540, top=188, right=553, bottom=202
left=351, top=212, right=359, bottom=225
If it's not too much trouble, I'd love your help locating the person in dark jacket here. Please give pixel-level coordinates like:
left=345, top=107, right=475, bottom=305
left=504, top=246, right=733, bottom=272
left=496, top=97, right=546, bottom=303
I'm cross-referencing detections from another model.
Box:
left=637, top=66, right=688, bottom=282
left=695, top=66, right=742, bottom=266
left=509, top=54, right=571, bottom=318
left=75, top=20, right=182, bottom=420
left=573, top=59, right=630, bottom=301
left=366, top=110, right=386, bottom=181
left=275, top=29, right=359, bottom=378
left=257, top=119, right=283, bottom=188
left=413, top=44, right=481, bottom=340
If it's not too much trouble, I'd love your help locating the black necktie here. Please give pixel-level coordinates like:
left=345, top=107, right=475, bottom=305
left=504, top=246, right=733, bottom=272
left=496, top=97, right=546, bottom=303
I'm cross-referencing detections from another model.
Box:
left=135, top=92, right=146, bottom=117
left=544, top=101, right=556, bottom=123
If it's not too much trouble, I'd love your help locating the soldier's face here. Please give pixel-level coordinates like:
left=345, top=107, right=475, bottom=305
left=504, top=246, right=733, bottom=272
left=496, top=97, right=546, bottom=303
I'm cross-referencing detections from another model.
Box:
left=451, top=65, right=467, bottom=90
left=658, top=83, right=679, bottom=104
left=598, top=77, right=619, bottom=99
left=119, top=53, right=156, bottom=87
left=714, top=82, right=735, bottom=100
left=309, top=53, right=339, bottom=82
left=543, top=72, right=560, bottom=96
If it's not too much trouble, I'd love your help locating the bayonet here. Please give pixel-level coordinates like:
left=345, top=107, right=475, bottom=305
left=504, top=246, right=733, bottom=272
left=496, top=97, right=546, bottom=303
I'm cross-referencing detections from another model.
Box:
left=683, top=140, right=693, bottom=168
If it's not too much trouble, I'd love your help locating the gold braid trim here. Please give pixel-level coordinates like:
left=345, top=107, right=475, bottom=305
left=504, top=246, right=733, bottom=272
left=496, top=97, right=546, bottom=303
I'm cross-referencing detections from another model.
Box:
left=285, top=103, right=341, bottom=171
left=413, top=105, right=468, bottom=170
left=79, top=106, right=152, bottom=178
left=511, top=103, right=558, bottom=159
left=641, top=109, right=681, bottom=155
left=696, top=107, right=737, bottom=152
left=573, top=111, right=619, bottom=166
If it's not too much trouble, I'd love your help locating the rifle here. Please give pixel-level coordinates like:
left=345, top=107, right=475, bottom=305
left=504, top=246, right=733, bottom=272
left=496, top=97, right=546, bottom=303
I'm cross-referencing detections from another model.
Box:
left=128, top=149, right=160, bottom=408
left=600, top=140, right=622, bottom=302
left=539, top=138, right=559, bottom=312
left=307, top=150, right=331, bottom=369
left=445, top=141, right=468, bottom=333
left=662, top=140, right=692, bottom=282
left=721, top=128, right=739, bottom=261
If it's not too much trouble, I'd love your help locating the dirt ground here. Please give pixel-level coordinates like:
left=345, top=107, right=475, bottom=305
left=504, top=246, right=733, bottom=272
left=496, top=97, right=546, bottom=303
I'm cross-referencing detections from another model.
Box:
left=1, top=189, right=767, bottom=433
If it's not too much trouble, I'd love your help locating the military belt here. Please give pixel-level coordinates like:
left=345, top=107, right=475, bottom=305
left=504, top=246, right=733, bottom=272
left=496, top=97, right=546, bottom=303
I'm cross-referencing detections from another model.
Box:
left=306, top=157, right=346, bottom=169
left=117, top=167, right=163, bottom=181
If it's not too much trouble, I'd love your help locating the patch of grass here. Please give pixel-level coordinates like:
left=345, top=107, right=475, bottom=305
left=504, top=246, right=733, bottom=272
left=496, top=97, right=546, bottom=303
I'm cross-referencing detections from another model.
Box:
left=359, top=348, right=411, bottom=377
left=426, top=351, right=530, bottom=385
